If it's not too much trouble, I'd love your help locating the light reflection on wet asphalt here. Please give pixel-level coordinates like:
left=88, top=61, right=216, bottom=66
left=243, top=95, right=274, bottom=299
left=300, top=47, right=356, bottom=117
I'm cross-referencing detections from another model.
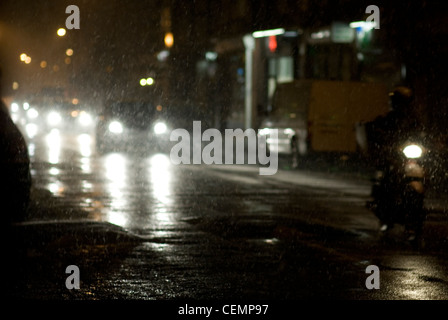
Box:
left=22, top=130, right=448, bottom=300
left=29, top=130, right=185, bottom=233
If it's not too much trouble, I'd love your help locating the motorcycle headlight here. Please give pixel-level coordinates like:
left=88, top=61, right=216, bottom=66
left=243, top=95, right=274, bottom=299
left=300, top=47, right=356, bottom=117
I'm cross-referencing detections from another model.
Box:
left=154, top=122, right=167, bottom=135
left=403, top=144, right=423, bottom=159
left=108, top=121, right=123, bottom=134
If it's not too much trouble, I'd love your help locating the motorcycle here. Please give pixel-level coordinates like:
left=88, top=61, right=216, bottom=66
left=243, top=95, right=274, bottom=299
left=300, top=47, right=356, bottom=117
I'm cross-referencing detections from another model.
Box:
left=367, top=137, right=428, bottom=244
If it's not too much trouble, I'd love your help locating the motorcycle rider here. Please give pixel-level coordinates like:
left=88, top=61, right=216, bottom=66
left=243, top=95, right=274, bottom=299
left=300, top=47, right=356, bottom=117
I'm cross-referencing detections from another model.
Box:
left=366, top=86, right=426, bottom=235
left=367, top=86, right=418, bottom=163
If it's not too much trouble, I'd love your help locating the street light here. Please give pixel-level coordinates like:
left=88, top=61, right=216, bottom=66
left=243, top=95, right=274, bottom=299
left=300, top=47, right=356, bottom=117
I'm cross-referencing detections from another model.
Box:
left=57, top=28, right=67, bottom=37
left=20, top=53, right=31, bottom=64
left=164, top=32, right=173, bottom=48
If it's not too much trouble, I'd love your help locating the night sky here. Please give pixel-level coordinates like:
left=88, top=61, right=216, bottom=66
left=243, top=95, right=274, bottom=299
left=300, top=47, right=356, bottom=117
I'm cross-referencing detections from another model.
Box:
left=0, top=0, right=165, bottom=101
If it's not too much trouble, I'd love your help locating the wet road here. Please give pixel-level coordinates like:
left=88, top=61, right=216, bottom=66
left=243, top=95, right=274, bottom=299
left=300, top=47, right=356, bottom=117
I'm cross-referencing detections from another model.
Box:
left=7, top=129, right=448, bottom=301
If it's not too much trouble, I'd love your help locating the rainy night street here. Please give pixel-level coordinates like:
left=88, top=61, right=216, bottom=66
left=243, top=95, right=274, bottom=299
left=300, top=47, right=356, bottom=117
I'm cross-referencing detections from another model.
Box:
left=2, top=1, right=448, bottom=314
left=6, top=130, right=448, bottom=302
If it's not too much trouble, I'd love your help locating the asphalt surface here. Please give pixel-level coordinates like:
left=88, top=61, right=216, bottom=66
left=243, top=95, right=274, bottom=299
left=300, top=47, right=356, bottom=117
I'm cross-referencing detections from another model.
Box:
left=4, top=131, right=448, bottom=312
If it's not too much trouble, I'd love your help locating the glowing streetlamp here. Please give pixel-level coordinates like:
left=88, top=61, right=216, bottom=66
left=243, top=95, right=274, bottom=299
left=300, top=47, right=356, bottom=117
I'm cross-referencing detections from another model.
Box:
left=164, top=32, right=173, bottom=48
left=57, top=28, right=67, bottom=37
left=140, top=77, right=155, bottom=86
left=20, top=53, right=31, bottom=64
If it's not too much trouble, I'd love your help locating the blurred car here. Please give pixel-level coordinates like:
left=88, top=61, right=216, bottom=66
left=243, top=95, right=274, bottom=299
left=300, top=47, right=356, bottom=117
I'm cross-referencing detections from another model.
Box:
left=13, top=98, right=96, bottom=139
left=44, top=102, right=96, bottom=132
left=29, top=101, right=95, bottom=135
left=95, top=101, right=171, bottom=153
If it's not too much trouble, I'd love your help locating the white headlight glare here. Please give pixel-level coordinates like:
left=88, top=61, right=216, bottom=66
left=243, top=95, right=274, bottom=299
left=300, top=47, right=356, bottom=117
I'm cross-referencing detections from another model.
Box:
left=154, top=122, right=167, bottom=135
left=25, top=123, right=38, bottom=138
left=27, top=108, right=39, bottom=119
left=258, top=128, right=270, bottom=136
left=403, top=144, right=423, bottom=159
left=11, top=103, right=19, bottom=113
left=109, top=121, right=123, bottom=134
left=47, top=111, right=62, bottom=125
left=284, top=128, right=295, bottom=135
left=79, top=111, right=92, bottom=126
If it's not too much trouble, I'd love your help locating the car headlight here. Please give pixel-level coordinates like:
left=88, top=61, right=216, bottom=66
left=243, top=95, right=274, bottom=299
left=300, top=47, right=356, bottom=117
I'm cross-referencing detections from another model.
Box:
left=47, top=111, right=62, bottom=125
left=154, top=122, right=167, bottom=135
left=27, top=108, right=39, bottom=119
left=11, top=103, right=19, bottom=113
left=403, top=144, right=423, bottom=159
left=79, top=111, right=92, bottom=126
left=108, top=121, right=123, bottom=134
left=25, top=123, right=38, bottom=138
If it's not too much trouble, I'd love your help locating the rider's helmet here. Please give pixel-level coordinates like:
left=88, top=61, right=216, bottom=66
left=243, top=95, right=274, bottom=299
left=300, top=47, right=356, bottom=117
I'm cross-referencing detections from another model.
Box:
left=389, top=86, right=413, bottom=113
